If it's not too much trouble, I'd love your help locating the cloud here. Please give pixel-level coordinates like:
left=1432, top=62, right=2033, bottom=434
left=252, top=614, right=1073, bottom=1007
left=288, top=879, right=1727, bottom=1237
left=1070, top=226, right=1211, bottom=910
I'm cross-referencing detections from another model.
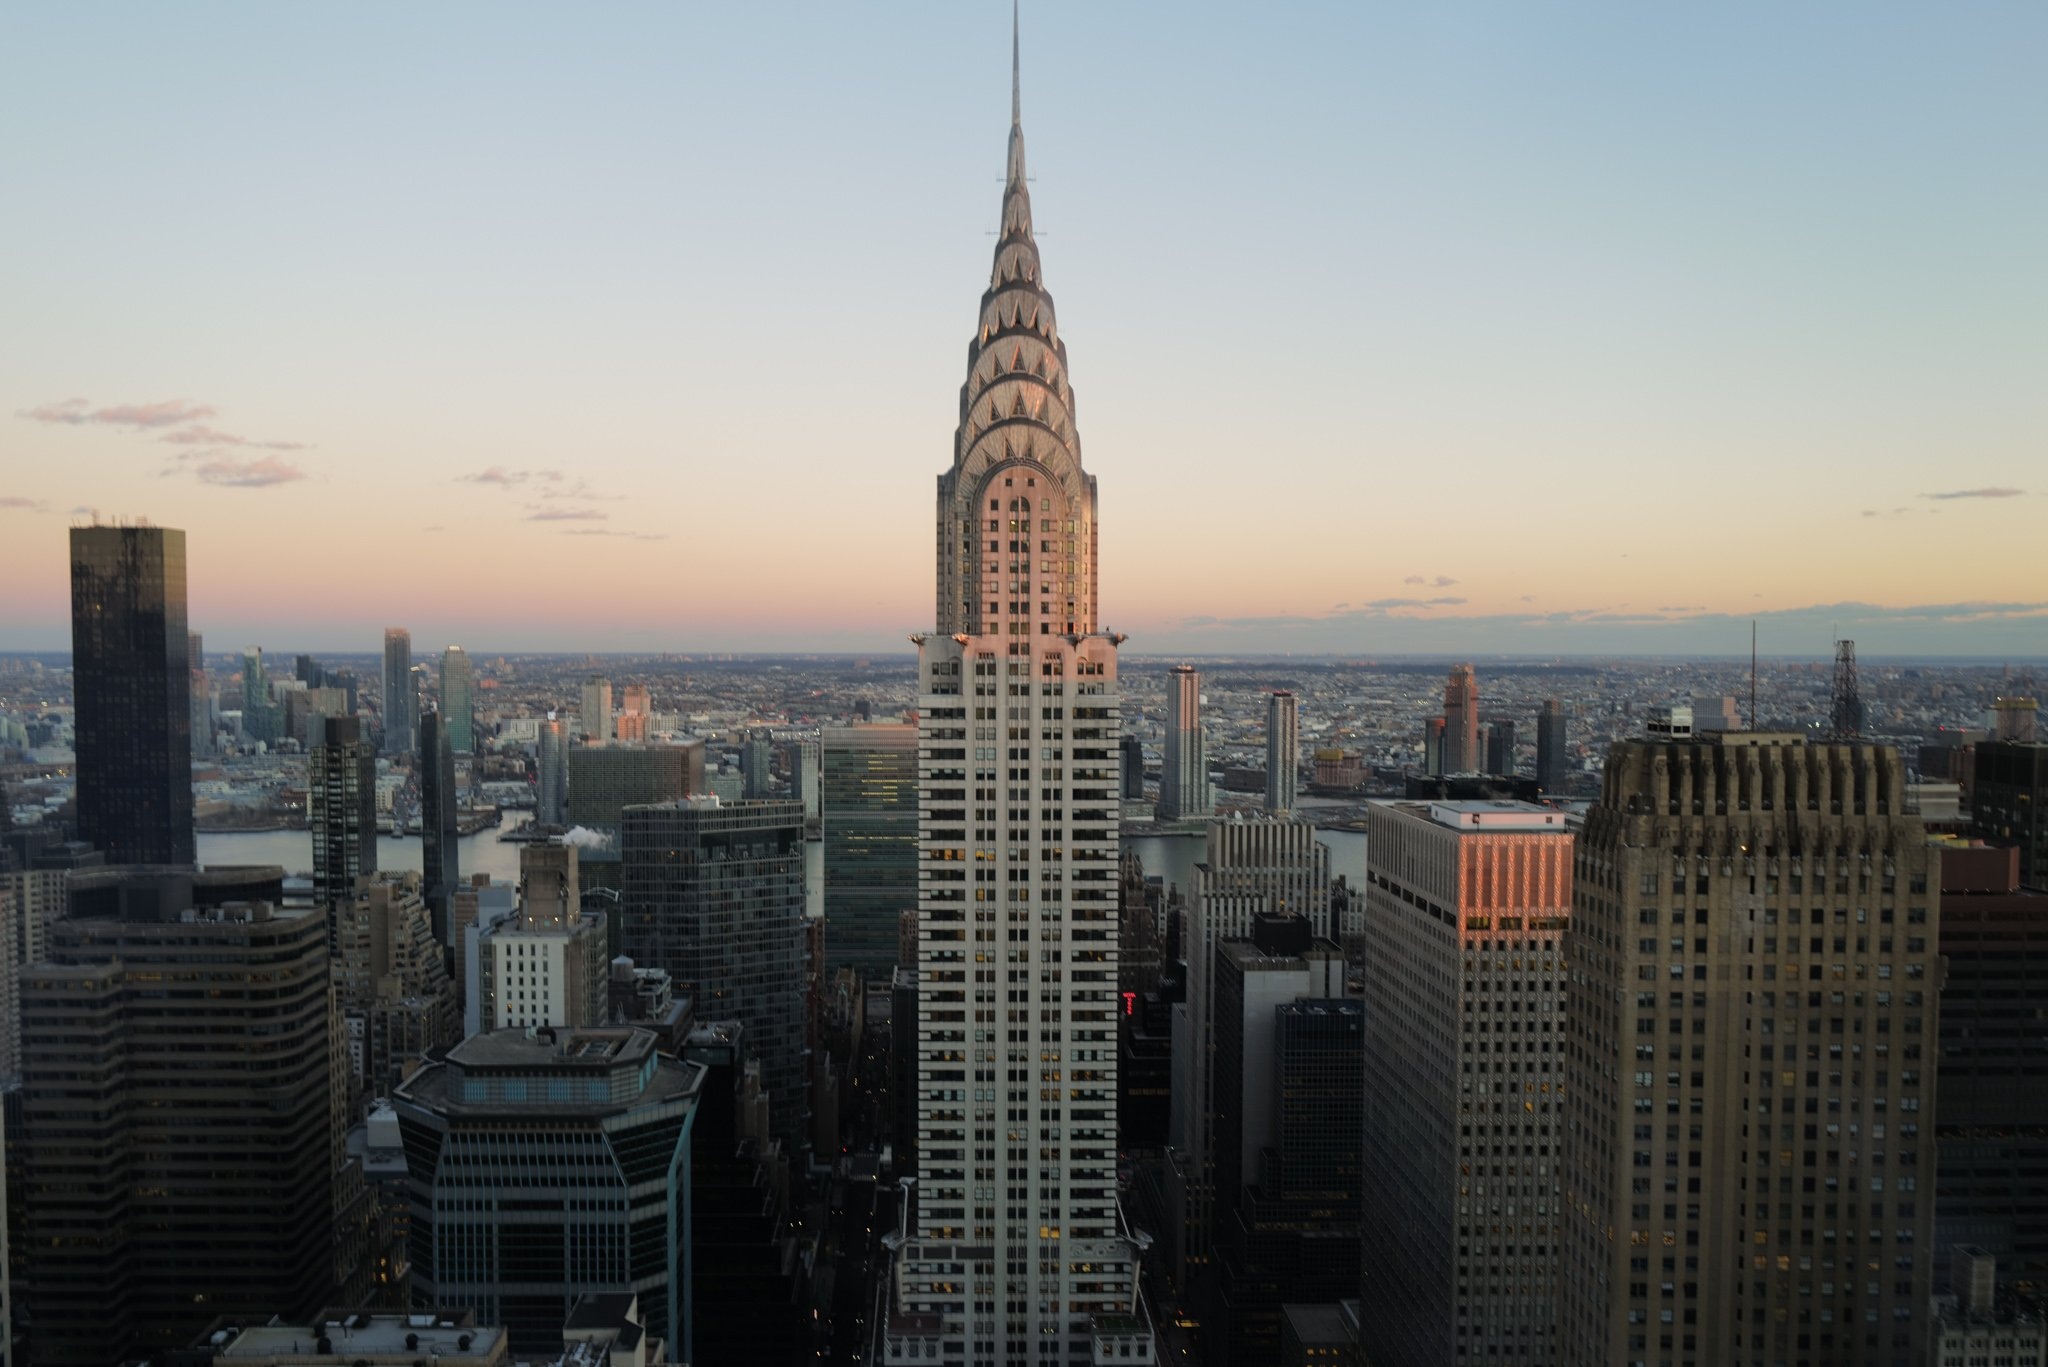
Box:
left=159, top=424, right=305, bottom=451
left=1921, top=487, right=2025, bottom=501
left=188, top=454, right=308, bottom=488
left=461, top=466, right=563, bottom=487
left=1, top=495, right=48, bottom=511
left=1433, top=575, right=1458, bottom=587
left=565, top=528, right=669, bottom=541
left=21, top=398, right=217, bottom=428
left=527, top=507, right=607, bottom=522
left=67, top=504, right=96, bottom=516
left=1402, top=573, right=1459, bottom=587
left=1402, top=574, right=1425, bottom=585
left=535, top=479, right=623, bottom=502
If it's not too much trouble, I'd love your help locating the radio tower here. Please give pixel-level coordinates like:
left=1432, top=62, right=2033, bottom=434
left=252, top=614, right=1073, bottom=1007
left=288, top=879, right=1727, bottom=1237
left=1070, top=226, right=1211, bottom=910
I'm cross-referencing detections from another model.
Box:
left=1829, top=639, right=1863, bottom=739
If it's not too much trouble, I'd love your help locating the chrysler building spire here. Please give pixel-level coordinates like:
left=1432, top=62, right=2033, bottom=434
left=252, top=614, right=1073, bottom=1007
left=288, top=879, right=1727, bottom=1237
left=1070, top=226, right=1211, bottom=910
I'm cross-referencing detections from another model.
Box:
left=934, top=0, right=1097, bottom=637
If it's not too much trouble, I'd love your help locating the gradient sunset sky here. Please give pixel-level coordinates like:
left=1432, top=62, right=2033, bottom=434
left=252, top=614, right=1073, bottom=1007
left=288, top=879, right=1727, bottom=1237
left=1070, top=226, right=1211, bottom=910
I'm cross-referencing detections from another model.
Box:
left=3, top=3, right=2043, bottom=657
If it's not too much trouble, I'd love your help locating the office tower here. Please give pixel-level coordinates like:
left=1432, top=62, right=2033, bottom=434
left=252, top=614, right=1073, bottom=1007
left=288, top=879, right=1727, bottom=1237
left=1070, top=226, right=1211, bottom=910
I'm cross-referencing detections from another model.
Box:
left=1972, top=704, right=2047, bottom=886
left=567, top=739, right=704, bottom=830
left=820, top=723, right=918, bottom=978
left=309, top=714, right=378, bottom=919
left=1209, top=917, right=1359, bottom=1362
left=579, top=674, right=613, bottom=742
left=188, top=630, right=213, bottom=758
left=381, top=628, right=413, bottom=754
left=1161, top=664, right=1214, bottom=821
left=536, top=712, right=568, bottom=825
left=1559, top=735, right=1939, bottom=1366
left=294, top=651, right=323, bottom=686
left=239, top=644, right=277, bottom=743
left=1420, top=715, right=1447, bottom=776
left=454, top=875, right=518, bottom=1034
left=620, top=798, right=810, bottom=1153
left=393, top=1026, right=701, bottom=1356
left=1121, top=732, right=1147, bottom=799
left=419, top=708, right=460, bottom=941
left=68, top=524, right=193, bottom=866
left=1485, top=717, right=1517, bottom=776
left=439, top=645, right=475, bottom=752
left=619, top=682, right=653, bottom=741
left=1358, top=799, right=1573, bottom=1367
left=18, top=886, right=343, bottom=1364
left=1536, top=697, right=1570, bottom=793
left=1264, top=689, right=1300, bottom=813
left=475, top=843, right=607, bottom=1031
left=335, top=870, right=459, bottom=1098
left=741, top=729, right=775, bottom=798
left=787, top=737, right=821, bottom=824
left=1934, top=842, right=2048, bottom=1264
left=878, top=27, right=1154, bottom=1359
left=1442, top=663, right=1479, bottom=773
left=1173, top=817, right=1332, bottom=1289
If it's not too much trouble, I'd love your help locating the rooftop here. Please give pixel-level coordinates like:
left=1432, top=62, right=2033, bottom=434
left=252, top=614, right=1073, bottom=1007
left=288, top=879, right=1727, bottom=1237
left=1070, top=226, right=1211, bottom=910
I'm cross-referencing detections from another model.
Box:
left=1424, top=799, right=1568, bottom=832
left=214, top=1313, right=502, bottom=1360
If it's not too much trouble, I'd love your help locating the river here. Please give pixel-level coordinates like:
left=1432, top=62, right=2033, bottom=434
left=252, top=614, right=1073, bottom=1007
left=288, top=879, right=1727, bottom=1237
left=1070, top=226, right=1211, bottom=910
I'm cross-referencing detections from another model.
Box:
left=197, top=811, right=526, bottom=884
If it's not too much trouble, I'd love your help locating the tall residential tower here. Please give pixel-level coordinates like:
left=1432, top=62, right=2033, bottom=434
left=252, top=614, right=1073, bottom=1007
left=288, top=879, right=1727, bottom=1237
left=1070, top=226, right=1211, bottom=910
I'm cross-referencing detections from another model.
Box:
left=381, top=628, right=414, bottom=755
left=1159, top=664, right=1213, bottom=822
left=881, top=17, right=1153, bottom=1363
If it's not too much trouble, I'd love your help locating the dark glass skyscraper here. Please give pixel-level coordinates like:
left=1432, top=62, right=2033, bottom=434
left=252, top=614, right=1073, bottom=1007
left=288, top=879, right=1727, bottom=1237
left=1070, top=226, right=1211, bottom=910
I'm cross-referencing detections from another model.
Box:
left=439, top=645, right=475, bottom=753
left=620, top=798, right=809, bottom=1154
left=381, top=627, right=413, bottom=755
left=420, top=708, right=460, bottom=947
left=309, top=714, right=377, bottom=918
left=819, top=722, right=917, bottom=978
left=69, top=525, right=193, bottom=866
left=1535, top=696, right=1570, bottom=794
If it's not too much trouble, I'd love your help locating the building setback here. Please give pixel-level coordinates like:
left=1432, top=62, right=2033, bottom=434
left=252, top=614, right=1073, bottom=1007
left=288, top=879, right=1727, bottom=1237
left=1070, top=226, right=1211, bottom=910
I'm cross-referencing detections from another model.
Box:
left=69, top=525, right=193, bottom=865
left=1359, top=799, right=1573, bottom=1366
left=1560, top=735, right=1940, bottom=1366
left=18, top=889, right=345, bottom=1365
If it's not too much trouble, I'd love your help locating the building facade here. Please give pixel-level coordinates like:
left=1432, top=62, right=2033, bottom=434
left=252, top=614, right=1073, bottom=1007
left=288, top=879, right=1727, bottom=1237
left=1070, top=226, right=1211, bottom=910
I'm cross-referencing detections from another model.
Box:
left=820, top=722, right=919, bottom=978
left=392, top=1027, right=701, bottom=1357
left=878, top=26, right=1154, bottom=1362
left=1159, top=664, right=1213, bottom=822
left=420, top=708, right=461, bottom=937
left=478, top=843, right=608, bottom=1031
left=311, top=714, right=379, bottom=921
left=566, top=740, right=704, bottom=831
left=1972, top=730, right=2048, bottom=889
left=1265, top=690, right=1299, bottom=813
left=440, top=645, right=475, bottom=752
left=18, top=893, right=345, bottom=1364
left=619, top=798, right=810, bottom=1153
left=336, top=871, right=460, bottom=1099
left=1442, top=663, right=1480, bottom=774
left=1536, top=698, right=1569, bottom=794
left=1559, top=735, right=1940, bottom=1366
left=537, top=714, right=568, bottom=826
left=1359, top=799, right=1573, bottom=1366
left=580, top=675, right=613, bottom=742
left=381, top=627, right=414, bottom=755
left=69, top=524, right=193, bottom=865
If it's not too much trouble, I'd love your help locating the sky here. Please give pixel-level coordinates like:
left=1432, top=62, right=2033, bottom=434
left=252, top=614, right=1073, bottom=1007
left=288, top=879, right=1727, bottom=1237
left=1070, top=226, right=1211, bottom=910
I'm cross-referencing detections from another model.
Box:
left=2, top=3, right=2044, bottom=658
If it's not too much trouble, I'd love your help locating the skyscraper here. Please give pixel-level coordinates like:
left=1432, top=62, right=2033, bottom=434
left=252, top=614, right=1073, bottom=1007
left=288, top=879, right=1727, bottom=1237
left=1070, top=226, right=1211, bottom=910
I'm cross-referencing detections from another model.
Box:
left=618, top=683, right=652, bottom=741
left=1559, top=734, right=1940, bottom=1365
left=19, top=886, right=344, bottom=1364
left=419, top=707, right=460, bottom=942
left=439, top=645, right=475, bottom=753
left=309, top=714, right=378, bottom=918
left=879, top=20, right=1153, bottom=1360
left=1171, top=817, right=1332, bottom=1289
left=381, top=627, right=413, bottom=755
left=1265, top=689, right=1299, bottom=813
left=740, top=728, right=775, bottom=798
left=1972, top=704, right=2047, bottom=887
left=580, top=674, right=613, bottom=742
left=188, top=630, right=213, bottom=758
left=68, top=524, right=193, bottom=865
left=820, top=722, right=918, bottom=978
left=1536, top=698, right=1570, bottom=794
left=619, top=798, right=810, bottom=1154
left=334, top=870, right=459, bottom=1099
left=1359, top=799, right=1574, bottom=1367
left=1442, top=662, right=1479, bottom=773
left=478, top=844, right=608, bottom=1031
left=1485, top=717, right=1517, bottom=776
left=1160, top=663, right=1214, bottom=822
left=536, top=712, right=568, bottom=826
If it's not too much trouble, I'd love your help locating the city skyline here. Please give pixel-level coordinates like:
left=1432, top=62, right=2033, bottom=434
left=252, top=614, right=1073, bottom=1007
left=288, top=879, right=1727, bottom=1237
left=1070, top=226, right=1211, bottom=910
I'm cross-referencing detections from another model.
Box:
left=3, top=4, right=2044, bottom=656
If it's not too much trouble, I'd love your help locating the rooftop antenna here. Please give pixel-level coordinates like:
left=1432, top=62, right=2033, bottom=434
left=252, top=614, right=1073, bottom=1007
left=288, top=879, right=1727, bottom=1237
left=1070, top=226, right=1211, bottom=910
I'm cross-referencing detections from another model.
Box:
left=1829, top=638, right=1863, bottom=740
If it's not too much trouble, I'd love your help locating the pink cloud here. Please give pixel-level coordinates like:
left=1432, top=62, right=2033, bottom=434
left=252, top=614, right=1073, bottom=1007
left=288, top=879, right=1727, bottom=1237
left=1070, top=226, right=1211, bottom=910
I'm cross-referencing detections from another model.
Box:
left=1, top=495, right=48, bottom=511
left=527, top=507, right=608, bottom=522
left=160, top=424, right=306, bottom=451
left=21, top=397, right=217, bottom=428
left=189, top=454, right=308, bottom=488
left=462, top=466, right=565, bottom=487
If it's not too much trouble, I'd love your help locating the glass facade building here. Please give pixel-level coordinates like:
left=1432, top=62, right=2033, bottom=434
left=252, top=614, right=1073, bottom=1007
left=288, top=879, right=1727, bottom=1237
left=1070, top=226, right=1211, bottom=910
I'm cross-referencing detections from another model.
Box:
left=620, top=798, right=809, bottom=1154
left=819, top=723, right=917, bottom=978
left=68, top=525, right=193, bottom=866
left=439, top=645, right=475, bottom=753
left=420, top=708, right=461, bottom=943
left=309, top=714, right=378, bottom=921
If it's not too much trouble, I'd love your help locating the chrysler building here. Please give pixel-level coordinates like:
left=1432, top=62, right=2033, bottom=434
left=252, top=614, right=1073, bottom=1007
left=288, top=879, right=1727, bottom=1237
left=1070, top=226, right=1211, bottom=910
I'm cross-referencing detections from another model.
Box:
left=879, top=10, right=1155, bottom=1365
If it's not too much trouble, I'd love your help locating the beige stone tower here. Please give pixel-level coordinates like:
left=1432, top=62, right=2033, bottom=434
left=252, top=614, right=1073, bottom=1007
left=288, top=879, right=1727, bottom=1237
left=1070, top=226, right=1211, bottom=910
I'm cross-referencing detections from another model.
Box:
left=1560, top=734, right=1940, bottom=1367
